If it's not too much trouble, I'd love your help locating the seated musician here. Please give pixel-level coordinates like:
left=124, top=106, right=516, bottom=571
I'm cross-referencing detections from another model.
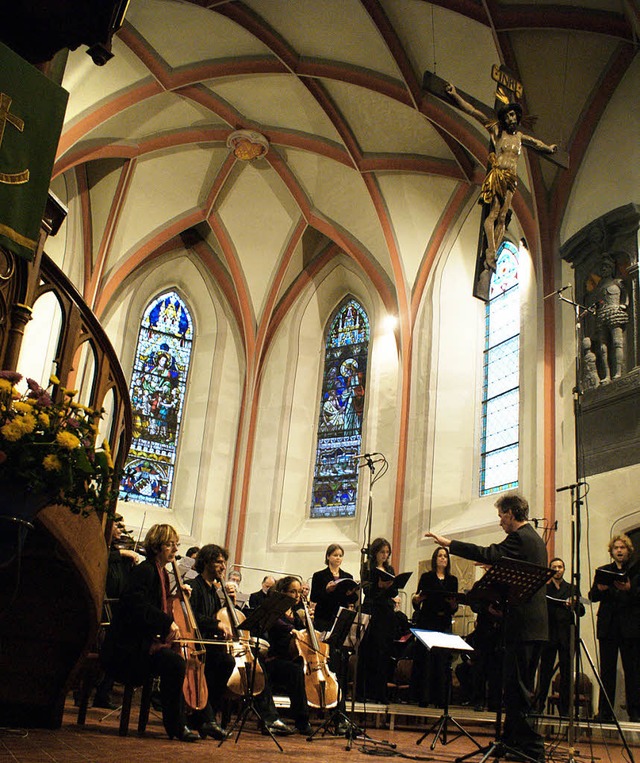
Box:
left=264, top=576, right=312, bottom=735
left=187, top=544, right=239, bottom=738
left=248, top=575, right=276, bottom=610
left=101, top=523, right=201, bottom=742
left=189, top=545, right=295, bottom=737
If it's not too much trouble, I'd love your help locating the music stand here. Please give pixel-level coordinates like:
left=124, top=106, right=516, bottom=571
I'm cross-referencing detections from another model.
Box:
left=218, top=591, right=293, bottom=751
left=456, top=557, right=553, bottom=763
left=413, top=628, right=482, bottom=752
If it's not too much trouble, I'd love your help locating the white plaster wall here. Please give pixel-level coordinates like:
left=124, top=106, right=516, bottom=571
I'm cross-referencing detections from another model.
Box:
left=561, top=55, right=640, bottom=243
left=241, top=257, right=400, bottom=592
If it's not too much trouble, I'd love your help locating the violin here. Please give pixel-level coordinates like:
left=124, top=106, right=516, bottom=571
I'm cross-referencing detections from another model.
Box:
left=294, top=594, right=338, bottom=709
left=170, top=560, right=209, bottom=711
left=216, top=578, right=265, bottom=697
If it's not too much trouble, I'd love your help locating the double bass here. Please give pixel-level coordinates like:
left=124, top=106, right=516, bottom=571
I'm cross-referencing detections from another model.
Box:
left=170, top=560, right=209, bottom=711
left=216, top=578, right=265, bottom=697
left=295, top=594, right=339, bottom=709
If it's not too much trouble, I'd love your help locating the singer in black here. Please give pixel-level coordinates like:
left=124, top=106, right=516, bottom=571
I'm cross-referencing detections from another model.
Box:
left=588, top=533, right=640, bottom=722
left=310, top=543, right=358, bottom=632
left=534, top=557, right=585, bottom=716
left=357, top=537, right=398, bottom=703
left=410, top=545, right=458, bottom=707
left=426, top=492, right=548, bottom=763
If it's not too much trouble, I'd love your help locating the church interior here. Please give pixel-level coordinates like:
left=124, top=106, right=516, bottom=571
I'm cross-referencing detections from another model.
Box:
left=0, top=0, right=638, bottom=759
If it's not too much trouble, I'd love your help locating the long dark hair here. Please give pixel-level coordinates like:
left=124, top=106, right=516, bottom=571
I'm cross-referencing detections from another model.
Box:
left=369, top=537, right=392, bottom=573
left=431, top=545, right=451, bottom=575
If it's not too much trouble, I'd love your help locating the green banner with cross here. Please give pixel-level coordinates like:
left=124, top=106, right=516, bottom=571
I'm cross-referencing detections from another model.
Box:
left=0, top=42, right=68, bottom=260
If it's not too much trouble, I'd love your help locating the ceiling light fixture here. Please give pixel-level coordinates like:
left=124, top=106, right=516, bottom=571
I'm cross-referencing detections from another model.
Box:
left=226, top=130, right=269, bottom=162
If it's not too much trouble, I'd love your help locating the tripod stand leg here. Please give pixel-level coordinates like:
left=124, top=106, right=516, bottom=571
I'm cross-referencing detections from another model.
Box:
left=577, top=637, right=636, bottom=763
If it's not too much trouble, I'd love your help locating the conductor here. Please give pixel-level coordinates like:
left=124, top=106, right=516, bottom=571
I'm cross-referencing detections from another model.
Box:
left=425, top=492, right=548, bottom=763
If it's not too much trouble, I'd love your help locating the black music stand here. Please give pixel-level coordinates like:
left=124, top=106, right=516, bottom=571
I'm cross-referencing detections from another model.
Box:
left=413, top=627, right=482, bottom=752
left=218, top=591, right=293, bottom=751
left=455, top=557, right=553, bottom=763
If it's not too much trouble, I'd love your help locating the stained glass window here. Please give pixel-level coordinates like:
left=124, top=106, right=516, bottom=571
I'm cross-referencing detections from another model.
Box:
left=310, top=299, right=370, bottom=518
left=480, top=242, right=520, bottom=495
left=119, top=292, right=193, bottom=507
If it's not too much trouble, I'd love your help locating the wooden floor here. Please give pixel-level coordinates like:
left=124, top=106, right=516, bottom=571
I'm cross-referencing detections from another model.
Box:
left=0, top=692, right=635, bottom=763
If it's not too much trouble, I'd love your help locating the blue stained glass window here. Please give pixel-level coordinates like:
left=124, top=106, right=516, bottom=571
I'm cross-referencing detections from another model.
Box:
left=119, top=292, right=193, bottom=507
left=310, top=299, right=370, bottom=518
left=480, top=243, right=520, bottom=495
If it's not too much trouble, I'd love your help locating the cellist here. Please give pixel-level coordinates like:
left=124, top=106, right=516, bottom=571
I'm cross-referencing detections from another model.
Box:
left=188, top=544, right=295, bottom=737
left=101, top=523, right=201, bottom=742
left=187, top=544, right=238, bottom=738
left=264, top=576, right=312, bottom=735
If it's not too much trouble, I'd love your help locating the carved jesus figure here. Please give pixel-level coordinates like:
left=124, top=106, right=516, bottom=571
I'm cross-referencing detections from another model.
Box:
left=445, top=83, right=558, bottom=272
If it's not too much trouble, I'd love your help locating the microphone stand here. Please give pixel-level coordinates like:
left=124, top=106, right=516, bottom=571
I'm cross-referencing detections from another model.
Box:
left=551, top=288, right=635, bottom=763
left=347, top=453, right=399, bottom=756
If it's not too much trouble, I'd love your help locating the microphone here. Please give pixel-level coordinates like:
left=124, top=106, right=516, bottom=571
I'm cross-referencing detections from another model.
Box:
left=543, top=284, right=571, bottom=300
left=352, top=452, right=378, bottom=460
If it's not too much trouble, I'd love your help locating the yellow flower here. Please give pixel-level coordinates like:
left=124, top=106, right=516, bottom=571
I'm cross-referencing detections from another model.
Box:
left=0, top=379, right=13, bottom=393
left=56, top=431, right=81, bottom=449
left=1, top=421, right=25, bottom=441
left=49, top=374, right=60, bottom=385
left=102, top=440, right=114, bottom=469
left=43, top=454, right=63, bottom=472
left=16, top=413, right=36, bottom=434
left=39, top=412, right=50, bottom=427
left=13, top=401, right=33, bottom=413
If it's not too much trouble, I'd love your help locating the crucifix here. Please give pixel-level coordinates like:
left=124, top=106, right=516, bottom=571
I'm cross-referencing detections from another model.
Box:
left=424, top=67, right=569, bottom=301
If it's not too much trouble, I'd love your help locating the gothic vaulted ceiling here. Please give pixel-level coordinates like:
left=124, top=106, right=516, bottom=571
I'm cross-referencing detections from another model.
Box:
left=53, top=0, right=638, bottom=360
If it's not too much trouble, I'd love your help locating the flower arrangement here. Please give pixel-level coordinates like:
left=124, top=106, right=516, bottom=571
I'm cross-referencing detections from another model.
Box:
left=0, top=371, right=116, bottom=517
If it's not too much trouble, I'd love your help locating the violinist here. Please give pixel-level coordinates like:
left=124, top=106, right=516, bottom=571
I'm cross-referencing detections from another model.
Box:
left=264, top=577, right=312, bottom=735
left=92, top=515, right=140, bottom=709
left=187, top=544, right=239, bottom=738
left=101, top=523, right=200, bottom=742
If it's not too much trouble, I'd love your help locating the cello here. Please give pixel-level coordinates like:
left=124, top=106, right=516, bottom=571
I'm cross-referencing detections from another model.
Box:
left=295, top=594, right=339, bottom=709
left=171, top=560, right=209, bottom=711
left=216, top=578, right=265, bottom=697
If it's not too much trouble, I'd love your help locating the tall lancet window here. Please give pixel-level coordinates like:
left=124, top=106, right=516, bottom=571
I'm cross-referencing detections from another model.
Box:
left=310, top=298, right=370, bottom=518
left=119, top=292, right=193, bottom=507
left=480, top=242, right=520, bottom=495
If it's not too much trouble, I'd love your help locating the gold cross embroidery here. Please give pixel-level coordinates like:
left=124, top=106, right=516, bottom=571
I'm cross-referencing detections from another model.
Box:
left=0, top=92, right=29, bottom=184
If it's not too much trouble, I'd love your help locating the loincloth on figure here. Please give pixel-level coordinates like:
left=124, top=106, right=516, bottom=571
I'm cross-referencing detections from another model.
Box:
left=479, top=154, right=518, bottom=206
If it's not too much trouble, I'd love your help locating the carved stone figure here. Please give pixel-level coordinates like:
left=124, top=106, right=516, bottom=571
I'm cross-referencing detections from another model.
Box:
left=592, top=256, right=628, bottom=383
left=581, top=337, right=600, bottom=389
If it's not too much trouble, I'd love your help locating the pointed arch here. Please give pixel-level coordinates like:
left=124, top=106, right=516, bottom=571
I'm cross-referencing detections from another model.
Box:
left=310, top=297, right=371, bottom=519
left=119, top=291, right=194, bottom=507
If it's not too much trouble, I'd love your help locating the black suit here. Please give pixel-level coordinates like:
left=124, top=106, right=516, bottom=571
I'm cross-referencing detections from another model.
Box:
left=535, top=578, right=584, bottom=715
left=450, top=522, right=548, bottom=762
left=588, top=561, right=640, bottom=720
left=101, top=559, right=188, bottom=738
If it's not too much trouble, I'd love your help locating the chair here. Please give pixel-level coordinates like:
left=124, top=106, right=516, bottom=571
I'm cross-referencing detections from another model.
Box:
left=386, top=658, right=413, bottom=703
left=118, top=676, right=154, bottom=736
left=547, top=672, right=593, bottom=718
